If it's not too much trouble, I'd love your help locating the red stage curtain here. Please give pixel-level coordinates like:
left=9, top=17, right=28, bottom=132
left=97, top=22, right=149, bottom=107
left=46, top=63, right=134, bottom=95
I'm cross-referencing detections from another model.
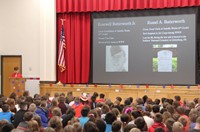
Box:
left=57, top=13, right=90, bottom=83
left=56, top=0, right=200, bottom=13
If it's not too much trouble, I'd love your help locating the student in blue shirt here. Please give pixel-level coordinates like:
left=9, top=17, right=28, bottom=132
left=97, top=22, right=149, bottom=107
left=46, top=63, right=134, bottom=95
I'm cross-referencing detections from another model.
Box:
left=0, top=104, right=14, bottom=123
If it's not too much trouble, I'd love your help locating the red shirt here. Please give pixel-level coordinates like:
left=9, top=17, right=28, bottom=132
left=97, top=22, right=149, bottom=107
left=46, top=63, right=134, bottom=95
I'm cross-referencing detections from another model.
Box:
left=72, top=103, right=84, bottom=118
left=11, top=73, right=22, bottom=78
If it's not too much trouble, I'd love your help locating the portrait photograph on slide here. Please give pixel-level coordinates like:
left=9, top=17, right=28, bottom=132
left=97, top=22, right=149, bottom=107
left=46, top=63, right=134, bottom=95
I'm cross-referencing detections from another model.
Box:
left=106, top=45, right=128, bottom=72
left=153, top=44, right=177, bottom=72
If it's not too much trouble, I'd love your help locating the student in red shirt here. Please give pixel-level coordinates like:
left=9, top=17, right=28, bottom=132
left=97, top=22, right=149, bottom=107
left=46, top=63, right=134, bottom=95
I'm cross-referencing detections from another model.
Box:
left=11, top=66, right=22, bottom=78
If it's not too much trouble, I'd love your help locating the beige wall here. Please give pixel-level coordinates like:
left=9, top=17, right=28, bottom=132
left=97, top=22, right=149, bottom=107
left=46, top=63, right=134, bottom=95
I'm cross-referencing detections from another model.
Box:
left=0, top=0, right=56, bottom=93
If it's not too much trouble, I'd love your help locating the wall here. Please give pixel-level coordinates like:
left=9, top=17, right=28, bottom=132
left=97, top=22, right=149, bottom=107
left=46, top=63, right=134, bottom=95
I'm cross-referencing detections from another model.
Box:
left=0, top=0, right=56, bottom=95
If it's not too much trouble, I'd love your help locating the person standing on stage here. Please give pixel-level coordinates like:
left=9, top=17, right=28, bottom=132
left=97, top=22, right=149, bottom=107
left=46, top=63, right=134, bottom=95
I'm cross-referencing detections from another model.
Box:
left=11, top=66, right=22, bottom=78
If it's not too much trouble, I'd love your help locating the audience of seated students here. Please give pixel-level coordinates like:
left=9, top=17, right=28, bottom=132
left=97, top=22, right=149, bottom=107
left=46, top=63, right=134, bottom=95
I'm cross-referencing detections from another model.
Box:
left=1, top=91, right=200, bottom=132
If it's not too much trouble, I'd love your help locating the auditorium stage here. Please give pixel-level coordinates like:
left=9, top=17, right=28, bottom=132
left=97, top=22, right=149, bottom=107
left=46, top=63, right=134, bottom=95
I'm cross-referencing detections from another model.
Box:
left=40, top=84, right=200, bottom=102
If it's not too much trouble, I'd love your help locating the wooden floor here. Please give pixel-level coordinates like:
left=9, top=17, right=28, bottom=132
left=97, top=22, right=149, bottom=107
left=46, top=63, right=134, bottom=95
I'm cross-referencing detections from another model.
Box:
left=40, top=84, right=200, bottom=102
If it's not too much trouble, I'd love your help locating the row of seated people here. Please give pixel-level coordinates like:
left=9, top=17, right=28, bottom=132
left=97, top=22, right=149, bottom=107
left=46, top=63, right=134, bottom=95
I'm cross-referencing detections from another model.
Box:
left=0, top=90, right=199, bottom=132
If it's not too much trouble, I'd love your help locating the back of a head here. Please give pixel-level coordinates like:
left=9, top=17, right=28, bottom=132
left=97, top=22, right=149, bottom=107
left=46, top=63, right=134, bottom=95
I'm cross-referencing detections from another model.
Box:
left=83, top=121, right=99, bottom=132
left=154, top=99, right=160, bottom=105
left=64, top=125, right=75, bottom=132
left=23, top=90, right=29, bottom=97
left=58, top=96, right=65, bottom=103
left=49, top=116, right=63, bottom=131
left=73, top=122, right=82, bottom=132
left=131, top=110, right=142, bottom=119
left=67, top=91, right=73, bottom=96
left=51, top=98, right=58, bottom=106
left=166, top=105, right=175, bottom=114
left=142, top=95, right=148, bottom=103
left=23, top=112, right=34, bottom=121
left=2, top=104, right=9, bottom=112
left=116, top=97, right=122, bottom=102
left=161, top=97, right=166, bottom=104
left=28, top=120, right=39, bottom=131
left=95, top=119, right=106, bottom=132
left=152, top=105, right=160, bottom=113
left=124, top=99, right=131, bottom=106
left=44, top=127, right=56, bottom=132
left=28, top=103, right=36, bottom=112
left=172, top=121, right=183, bottom=132
left=120, top=113, right=130, bottom=124
left=101, top=104, right=109, bottom=114
left=105, top=112, right=117, bottom=124
left=99, top=93, right=105, bottom=99
left=54, top=92, right=59, bottom=98
left=1, top=124, right=14, bottom=132
left=178, top=116, right=187, bottom=127
left=162, top=111, right=172, bottom=122
left=112, top=120, right=122, bottom=132
left=175, top=96, right=181, bottom=101
left=52, top=107, right=62, bottom=117
left=81, top=106, right=90, bottom=117
left=154, top=113, right=163, bottom=123
left=134, top=117, right=146, bottom=131
left=93, top=92, right=99, bottom=98
left=176, top=106, right=185, bottom=115
left=130, top=128, right=141, bottom=132
left=91, top=95, right=97, bottom=102
left=124, top=124, right=136, bottom=132
left=172, top=113, right=181, bottom=121
left=165, top=118, right=175, bottom=132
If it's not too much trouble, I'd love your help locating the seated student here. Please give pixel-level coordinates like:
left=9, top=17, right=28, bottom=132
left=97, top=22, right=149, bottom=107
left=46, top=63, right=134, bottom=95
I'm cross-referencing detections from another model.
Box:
left=79, top=106, right=90, bottom=127
left=13, top=102, right=28, bottom=128
left=49, top=116, right=63, bottom=132
left=72, top=97, right=84, bottom=118
left=90, top=95, right=97, bottom=110
left=58, top=96, right=68, bottom=115
left=83, top=121, right=99, bottom=132
left=0, top=104, right=14, bottom=123
left=96, top=93, right=105, bottom=103
left=105, top=112, right=117, bottom=132
left=148, top=113, right=167, bottom=132
left=35, top=100, right=48, bottom=128
left=165, top=118, right=175, bottom=132
left=188, top=116, right=200, bottom=132
left=172, top=121, right=183, bottom=132
left=1, top=123, right=14, bottom=132
left=178, top=116, right=188, bottom=132
left=134, top=117, right=148, bottom=131
left=96, top=119, right=106, bottom=132
left=17, top=112, right=33, bottom=131
left=11, top=67, right=22, bottom=78
left=112, top=120, right=122, bottom=132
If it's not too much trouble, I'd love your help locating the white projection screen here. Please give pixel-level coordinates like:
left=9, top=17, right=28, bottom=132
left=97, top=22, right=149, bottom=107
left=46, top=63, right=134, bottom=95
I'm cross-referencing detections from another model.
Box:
left=92, top=7, right=198, bottom=85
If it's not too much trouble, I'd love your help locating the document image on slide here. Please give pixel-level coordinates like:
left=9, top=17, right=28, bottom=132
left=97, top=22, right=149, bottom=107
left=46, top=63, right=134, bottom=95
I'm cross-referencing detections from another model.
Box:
left=106, top=45, right=128, bottom=72
left=153, top=44, right=177, bottom=72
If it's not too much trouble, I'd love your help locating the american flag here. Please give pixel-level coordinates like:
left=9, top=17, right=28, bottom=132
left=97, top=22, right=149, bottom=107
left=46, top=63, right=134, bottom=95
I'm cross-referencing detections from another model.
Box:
left=58, top=24, right=66, bottom=72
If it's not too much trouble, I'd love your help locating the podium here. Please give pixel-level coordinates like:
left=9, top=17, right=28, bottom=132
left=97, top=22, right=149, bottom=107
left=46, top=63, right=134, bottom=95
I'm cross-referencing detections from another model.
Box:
left=9, top=77, right=26, bottom=96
